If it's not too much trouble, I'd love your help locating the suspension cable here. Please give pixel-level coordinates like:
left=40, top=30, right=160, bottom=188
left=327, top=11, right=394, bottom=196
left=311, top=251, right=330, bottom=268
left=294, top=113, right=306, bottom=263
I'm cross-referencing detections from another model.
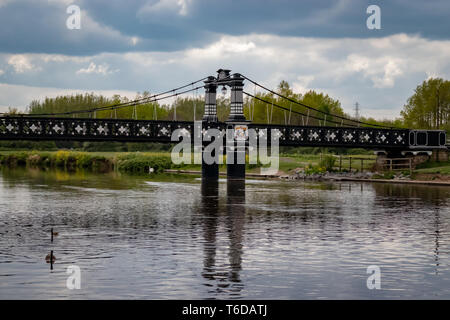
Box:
left=1, top=77, right=209, bottom=117
left=7, top=84, right=204, bottom=118
left=244, top=91, right=358, bottom=127
left=241, top=74, right=395, bottom=129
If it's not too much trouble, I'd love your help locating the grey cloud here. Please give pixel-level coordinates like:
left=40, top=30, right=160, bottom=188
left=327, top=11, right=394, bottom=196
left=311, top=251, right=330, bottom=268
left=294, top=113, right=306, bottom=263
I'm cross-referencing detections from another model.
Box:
left=0, top=0, right=449, bottom=56
left=2, top=33, right=450, bottom=120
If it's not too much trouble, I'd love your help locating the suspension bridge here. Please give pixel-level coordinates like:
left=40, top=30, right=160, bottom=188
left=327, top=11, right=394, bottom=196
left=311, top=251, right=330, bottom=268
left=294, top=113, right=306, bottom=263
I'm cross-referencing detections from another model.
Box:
left=0, top=69, right=447, bottom=180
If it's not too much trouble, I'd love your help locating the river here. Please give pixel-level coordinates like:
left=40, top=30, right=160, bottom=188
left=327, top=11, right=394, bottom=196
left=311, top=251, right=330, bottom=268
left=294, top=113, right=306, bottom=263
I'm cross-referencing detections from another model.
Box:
left=0, top=167, right=449, bottom=299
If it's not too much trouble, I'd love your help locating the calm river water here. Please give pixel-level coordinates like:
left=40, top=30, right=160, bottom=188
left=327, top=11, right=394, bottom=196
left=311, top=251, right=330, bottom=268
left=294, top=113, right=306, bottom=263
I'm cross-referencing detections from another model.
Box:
left=0, top=167, right=449, bottom=299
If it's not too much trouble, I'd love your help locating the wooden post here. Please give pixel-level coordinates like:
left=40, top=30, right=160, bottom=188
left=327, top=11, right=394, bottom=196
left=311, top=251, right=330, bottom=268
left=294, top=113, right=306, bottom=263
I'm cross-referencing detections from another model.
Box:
left=390, top=159, right=393, bottom=171
left=339, top=155, right=342, bottom=172
left=361, top=159, right=364, bottom=172
left=349, top=157, right=352, bottom=172
left=409, top=158, right=412, bottom=175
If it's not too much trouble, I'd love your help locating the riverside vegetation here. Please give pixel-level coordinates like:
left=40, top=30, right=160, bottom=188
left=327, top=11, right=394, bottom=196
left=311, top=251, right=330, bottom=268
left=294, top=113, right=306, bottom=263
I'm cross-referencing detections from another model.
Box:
left=2, top=150, right=449, bottom=182
left=0, top=150, right=175, bottom=174
left=0, top=150, right=263, bottom=174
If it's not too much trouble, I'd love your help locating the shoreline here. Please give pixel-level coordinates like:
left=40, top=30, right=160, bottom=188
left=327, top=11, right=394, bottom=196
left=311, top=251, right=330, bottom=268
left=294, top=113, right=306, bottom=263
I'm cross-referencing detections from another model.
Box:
left=2, top=150, right=449, bottom=186
left=164, top=169, right=450, bottom=186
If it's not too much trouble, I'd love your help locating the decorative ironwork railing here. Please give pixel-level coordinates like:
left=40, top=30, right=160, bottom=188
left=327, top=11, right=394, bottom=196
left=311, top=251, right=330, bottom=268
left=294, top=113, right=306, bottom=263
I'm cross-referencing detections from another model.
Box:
left=0, top=116, right=446, bottom=149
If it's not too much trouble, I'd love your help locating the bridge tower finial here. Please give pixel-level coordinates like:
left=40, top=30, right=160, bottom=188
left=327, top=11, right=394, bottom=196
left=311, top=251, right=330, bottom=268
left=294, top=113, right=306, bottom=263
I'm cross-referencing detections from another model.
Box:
left=216, top=69, right=231, bottom=80
left=227, top=73, right=246, bottom=122
left=203, top=76, right=218, bottom=122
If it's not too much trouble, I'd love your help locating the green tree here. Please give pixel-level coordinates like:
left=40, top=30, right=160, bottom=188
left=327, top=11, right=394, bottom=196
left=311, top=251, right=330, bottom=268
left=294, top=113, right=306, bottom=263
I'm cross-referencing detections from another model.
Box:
left=243, top=81, right=344, bottom=126
left=401, top=78, right=450, bottom=130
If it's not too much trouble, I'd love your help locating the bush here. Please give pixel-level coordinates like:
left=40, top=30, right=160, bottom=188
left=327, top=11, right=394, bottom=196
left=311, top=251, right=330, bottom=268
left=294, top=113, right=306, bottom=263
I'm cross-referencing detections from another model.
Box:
left=0, top=150, right=113, bottom=172
left=319, top=155, right=336, bottom=171
left=116, top=154, right=173, bottom=173
left=54, top=150, right=70, bottom=167
left=304, top=164, right=326, bottom=175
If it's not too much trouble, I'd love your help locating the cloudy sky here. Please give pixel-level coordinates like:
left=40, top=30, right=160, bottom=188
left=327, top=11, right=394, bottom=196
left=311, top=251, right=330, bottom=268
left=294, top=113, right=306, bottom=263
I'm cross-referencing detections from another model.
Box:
left=0, top=0, right=449, bottom=119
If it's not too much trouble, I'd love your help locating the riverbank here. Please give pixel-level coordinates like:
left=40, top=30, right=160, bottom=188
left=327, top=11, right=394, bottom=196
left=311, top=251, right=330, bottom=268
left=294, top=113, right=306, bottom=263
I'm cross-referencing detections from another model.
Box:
left=165, top=169, right=450, bottom=186
left=0, top=150, right=260, bottom=174
left=1, top=150, right=450, bottom=185
left=282, top=170, right=450, bottom=185
left=0, top=150, right=175, bottom=174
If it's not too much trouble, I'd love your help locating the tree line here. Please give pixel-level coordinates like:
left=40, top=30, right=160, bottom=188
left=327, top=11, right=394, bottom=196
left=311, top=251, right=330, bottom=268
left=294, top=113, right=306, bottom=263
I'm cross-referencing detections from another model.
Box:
left=4, top=78, right=450, bottom=132
left=401, top=78, right=450, bottom=131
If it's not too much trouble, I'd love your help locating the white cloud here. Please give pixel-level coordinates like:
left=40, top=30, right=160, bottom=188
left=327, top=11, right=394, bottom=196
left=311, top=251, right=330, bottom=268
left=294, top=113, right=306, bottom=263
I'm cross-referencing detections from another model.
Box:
left=0, top=0, right=12, bottom=8
left=8, top=54, right=37, bottom=73
left=0, top=69, right=4, bottom=76
left=64, top=8, right=146, bottom=50
left=130, top=37, right=140, bottom=46
left=1, top=33, right=450, bottom=120
left=292, top=75, right=315, bottom=93
left=345, top=54, right=404, bottom=88
left=177, top=0, right=191, bottom=16
left=187, top=37, right=256, bottom=58
left=139, top=0, right=193, bottom=17
left=76, top=62, right=118, bottom=75
left=0, top=82, right=136, bottom=113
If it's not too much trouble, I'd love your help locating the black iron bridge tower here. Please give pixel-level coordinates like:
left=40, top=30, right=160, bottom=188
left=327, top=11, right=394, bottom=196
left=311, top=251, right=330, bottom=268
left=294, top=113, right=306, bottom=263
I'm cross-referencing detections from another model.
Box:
left=201, top=69, right=249, bottom=181
left=225, top=71, right=248, bottom=180
left=201, top=75, right=219, bottom=180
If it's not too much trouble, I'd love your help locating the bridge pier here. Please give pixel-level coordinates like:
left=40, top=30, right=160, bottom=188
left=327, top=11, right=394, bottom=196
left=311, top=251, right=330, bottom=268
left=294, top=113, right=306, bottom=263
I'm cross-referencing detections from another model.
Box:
left=225, top=73, right=248, bottom=181
left=201, top=76, right=219, bottom=181
left=226, top=147, right=246, bottom=180
left=201, top=152, right=219, bottom=180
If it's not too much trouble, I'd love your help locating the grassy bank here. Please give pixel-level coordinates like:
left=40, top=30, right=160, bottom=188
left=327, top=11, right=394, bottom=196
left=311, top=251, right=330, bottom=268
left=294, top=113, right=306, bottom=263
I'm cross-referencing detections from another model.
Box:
left=0, top=150, right=176, bottom=174
left=0, top=150, right=261, bottom=174
left=1, top=150, right=449, bottom=181
left=0, top=150, right=377, bottom=176
left=0, top=150, right=392, bottom=175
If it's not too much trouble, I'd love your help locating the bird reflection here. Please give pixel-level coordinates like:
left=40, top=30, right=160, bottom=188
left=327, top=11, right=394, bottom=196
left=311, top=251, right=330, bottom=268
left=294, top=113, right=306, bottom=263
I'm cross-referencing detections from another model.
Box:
left=200, top=179, right=246, bottom=297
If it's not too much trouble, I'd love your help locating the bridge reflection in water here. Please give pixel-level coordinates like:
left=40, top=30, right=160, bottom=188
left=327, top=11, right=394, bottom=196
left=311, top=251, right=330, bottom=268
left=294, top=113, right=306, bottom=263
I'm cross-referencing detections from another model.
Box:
left=1, top=167, right=450, bottom=299
left=200, top=179, right=246, bottom=296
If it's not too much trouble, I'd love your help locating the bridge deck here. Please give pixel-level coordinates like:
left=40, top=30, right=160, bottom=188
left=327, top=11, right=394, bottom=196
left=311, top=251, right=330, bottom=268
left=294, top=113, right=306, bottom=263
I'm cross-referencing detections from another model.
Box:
left=0, top=116, right=446, bottom=150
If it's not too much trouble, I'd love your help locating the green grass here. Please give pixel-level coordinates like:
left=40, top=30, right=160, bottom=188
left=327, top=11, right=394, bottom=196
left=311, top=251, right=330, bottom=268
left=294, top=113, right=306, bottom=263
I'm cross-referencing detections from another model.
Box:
left=275, top=154, right=376, bottom=173
left=414, top=165, right=450, bottom=174
left=411, top=159, right=450, bottom=174
left=7, top=150, right=448, bottom=178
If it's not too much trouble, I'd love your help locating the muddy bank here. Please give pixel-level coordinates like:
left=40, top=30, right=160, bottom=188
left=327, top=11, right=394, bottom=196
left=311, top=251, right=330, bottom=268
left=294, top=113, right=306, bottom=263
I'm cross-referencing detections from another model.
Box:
left=281, top=170, right=450, bottom=186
